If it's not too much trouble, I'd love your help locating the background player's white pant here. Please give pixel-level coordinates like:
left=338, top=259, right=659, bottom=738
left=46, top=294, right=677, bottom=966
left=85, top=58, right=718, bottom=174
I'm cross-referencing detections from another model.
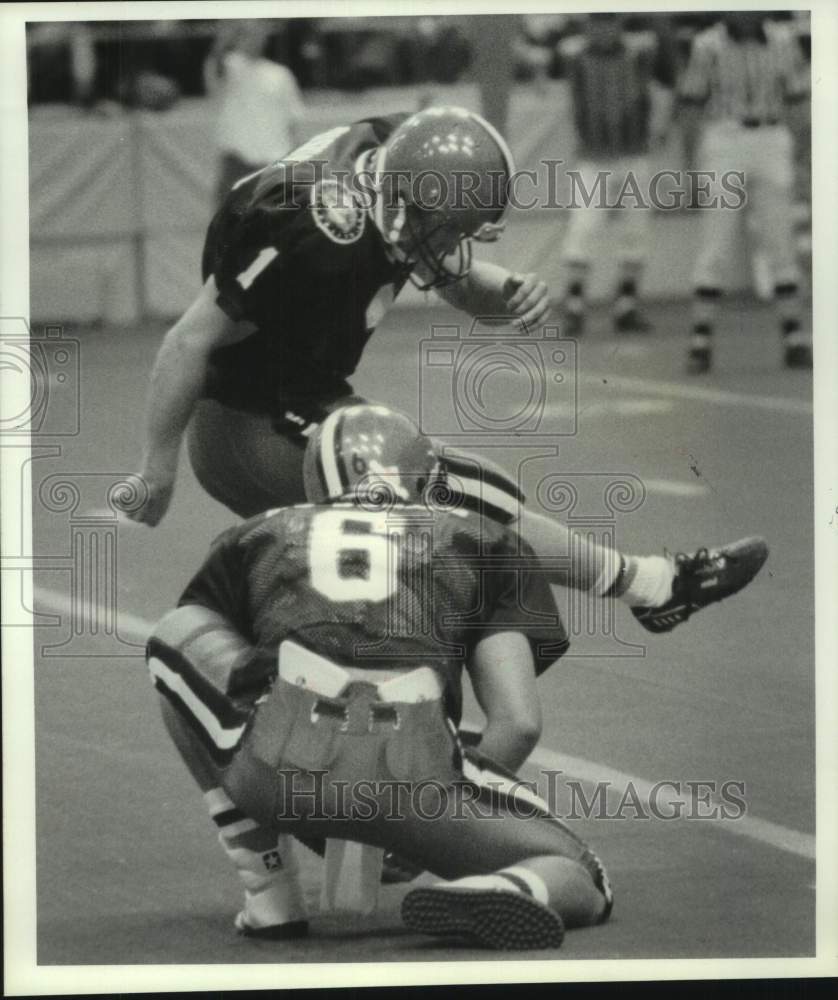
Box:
left=560, top=156, right=651, bottom=267
left=693, top=120, right=799, bottom=291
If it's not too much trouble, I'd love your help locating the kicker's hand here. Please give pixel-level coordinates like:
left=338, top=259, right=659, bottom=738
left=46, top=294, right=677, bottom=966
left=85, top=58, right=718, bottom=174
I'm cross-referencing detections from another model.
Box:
left=125, top=463, right=176, bottom=526
left=502, top=272, right=552, bottom=332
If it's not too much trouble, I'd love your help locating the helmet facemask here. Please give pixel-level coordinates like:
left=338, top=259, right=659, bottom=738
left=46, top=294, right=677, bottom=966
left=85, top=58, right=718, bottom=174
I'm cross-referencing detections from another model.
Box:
left=397, top=207, right=474, bottom=290
left=397, top=209, right=509, bottom=291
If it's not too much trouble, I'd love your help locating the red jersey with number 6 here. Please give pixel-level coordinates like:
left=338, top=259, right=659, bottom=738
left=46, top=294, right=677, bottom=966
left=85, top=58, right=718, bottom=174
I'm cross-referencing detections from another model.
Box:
left=178, top=501, right=567, bottom=722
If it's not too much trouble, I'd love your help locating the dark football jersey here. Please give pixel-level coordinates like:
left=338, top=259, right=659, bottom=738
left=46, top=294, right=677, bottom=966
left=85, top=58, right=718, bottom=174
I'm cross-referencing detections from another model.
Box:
left=179, top=501, right=568, bottom=722
left=201, top=114, right=412, bottom=414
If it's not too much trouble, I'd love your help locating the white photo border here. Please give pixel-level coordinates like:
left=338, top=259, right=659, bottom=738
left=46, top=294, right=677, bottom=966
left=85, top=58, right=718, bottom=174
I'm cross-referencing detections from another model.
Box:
left=2, top=0, right=837, bottom=993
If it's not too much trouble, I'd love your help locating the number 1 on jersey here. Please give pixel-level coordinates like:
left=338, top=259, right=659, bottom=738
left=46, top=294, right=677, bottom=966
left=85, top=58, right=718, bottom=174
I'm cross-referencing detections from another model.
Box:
left=236, top=247, right=279, bottom=290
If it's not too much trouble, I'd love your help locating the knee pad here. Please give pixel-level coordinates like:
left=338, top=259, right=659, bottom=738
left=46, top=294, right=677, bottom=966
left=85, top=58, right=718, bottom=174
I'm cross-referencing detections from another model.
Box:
left=147, top=605, right=270, bottom=766
left=148, top=605, right=256, bottom=694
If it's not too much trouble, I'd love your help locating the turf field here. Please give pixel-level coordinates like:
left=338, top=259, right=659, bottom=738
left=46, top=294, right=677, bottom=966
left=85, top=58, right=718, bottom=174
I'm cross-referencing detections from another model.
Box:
left=29, top=295, right=814, bottom=970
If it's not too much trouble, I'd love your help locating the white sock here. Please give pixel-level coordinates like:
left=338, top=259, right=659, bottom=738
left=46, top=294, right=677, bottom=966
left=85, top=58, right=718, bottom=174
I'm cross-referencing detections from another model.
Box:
left=436, top=868, right=548, bottom=907
left=620, top=555, right=675, bottom=607
left=225, top=836, right=308, bottom=928
left=591, top=548, right=624, bottom=598
left=784, top=328, right=811, bottom=348
left=204, top=788, right=308, bottom=927
left=613, top=293, right=636, bottom=318
left=497, top=866, right=550, bottom=906
left=565, top=293, right=585, bottom=316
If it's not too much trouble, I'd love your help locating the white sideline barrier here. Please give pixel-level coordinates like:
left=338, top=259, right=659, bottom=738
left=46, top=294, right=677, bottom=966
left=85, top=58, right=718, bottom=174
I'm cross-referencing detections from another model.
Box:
left=29, top=84, right=762, bottom=325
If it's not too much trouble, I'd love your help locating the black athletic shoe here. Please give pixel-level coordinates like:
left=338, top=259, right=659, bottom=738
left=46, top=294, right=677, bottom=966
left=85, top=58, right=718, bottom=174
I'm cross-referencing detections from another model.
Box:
left=402, top=885, right=564, bottom=950
left=632, top=536, right=769, bottom=634
left=234, top=913, right=310, bottom=940
left=784, top=343, right=813, bottom=369
left=687, top=345, right=712, bottom=374
left=613, top=309, right=653, bottom=334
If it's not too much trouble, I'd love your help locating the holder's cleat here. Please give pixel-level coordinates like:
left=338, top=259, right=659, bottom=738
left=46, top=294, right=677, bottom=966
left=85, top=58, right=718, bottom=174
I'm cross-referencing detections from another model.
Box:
left=402, top=884, right=564, bottom=950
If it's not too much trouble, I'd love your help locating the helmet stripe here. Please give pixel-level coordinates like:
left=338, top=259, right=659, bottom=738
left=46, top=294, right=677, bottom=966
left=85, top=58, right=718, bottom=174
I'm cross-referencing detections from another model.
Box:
left=333, top=408, right=350, bottom=496
left=312, top=440, right=329, bottom=502
left=319, top=408, right=345, bottom=499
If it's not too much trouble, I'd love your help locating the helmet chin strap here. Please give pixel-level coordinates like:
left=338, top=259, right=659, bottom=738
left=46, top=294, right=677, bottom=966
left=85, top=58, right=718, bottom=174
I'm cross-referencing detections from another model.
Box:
left=358, top=147, right=410, bottom=271
left=367, top=145, right=392, bottom=245
left=354, top=146, right=388, bottom=241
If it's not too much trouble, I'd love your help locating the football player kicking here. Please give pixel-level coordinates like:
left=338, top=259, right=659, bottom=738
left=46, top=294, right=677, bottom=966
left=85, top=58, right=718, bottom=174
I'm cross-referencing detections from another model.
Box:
left=128, top=104, right=768, bottom=634
left=146, top=404, right=612, bottom=949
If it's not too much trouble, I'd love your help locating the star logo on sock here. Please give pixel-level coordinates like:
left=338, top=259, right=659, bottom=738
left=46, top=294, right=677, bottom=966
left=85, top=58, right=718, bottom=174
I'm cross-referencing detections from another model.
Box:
left=263, top=850, right=282, bottom=871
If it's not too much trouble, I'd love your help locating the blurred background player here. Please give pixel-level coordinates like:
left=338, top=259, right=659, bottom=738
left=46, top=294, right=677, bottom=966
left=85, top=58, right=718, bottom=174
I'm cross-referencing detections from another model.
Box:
left=146, top=404, right=611, bottom=948
left=557, top=13, right=676, bottom=336
left=204, top=19, right=305, bottom=205
left=26, top=22, right=97, bottom=108
left=678, top=11, right=812, bottom=373
left=127, top=104, right=768, bottom=638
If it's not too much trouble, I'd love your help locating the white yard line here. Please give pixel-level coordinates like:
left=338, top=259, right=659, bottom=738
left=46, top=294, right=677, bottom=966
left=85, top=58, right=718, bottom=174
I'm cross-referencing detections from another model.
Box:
left=34, top=586, right=815, bottom=862
left=579, top=372, right=813, bottom=417
left=525, top=744, right=816, bottom=863
left=32, top=589, right=156, bottom=644
left=643, top=478, right=710, bottom=497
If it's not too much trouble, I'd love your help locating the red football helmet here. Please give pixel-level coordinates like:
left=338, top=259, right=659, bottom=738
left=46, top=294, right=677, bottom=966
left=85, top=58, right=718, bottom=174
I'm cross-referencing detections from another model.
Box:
left=370, top=106, right=516, bottom=289
left=303, top=404, right=440, bottom=506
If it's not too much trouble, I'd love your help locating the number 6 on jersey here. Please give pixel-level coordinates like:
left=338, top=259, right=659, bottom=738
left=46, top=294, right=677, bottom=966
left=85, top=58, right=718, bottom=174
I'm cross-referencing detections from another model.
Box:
left=308, top=509, right=399, bottom=602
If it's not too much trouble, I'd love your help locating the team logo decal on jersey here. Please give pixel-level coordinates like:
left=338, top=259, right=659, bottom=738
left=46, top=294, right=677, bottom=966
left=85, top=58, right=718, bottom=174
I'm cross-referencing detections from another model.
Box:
left=311, top=179, right=366, bottom=245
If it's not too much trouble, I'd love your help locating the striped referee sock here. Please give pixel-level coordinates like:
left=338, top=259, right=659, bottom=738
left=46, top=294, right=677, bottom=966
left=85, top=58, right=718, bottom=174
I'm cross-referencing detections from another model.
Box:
left=565, top=279, right=586, bottom=318
left=205, top=788, right=308, bottom=928
left=613, top=278, right=638, bottom=319
left=613, top=262, right=643, bottom=319
left=691, top=286, right=721, bottom=346
left=563, top=261, right=589, bottom=320
left=775, top=282, right=809, bottom=347
left=690, top=323, right=713, bottom=350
